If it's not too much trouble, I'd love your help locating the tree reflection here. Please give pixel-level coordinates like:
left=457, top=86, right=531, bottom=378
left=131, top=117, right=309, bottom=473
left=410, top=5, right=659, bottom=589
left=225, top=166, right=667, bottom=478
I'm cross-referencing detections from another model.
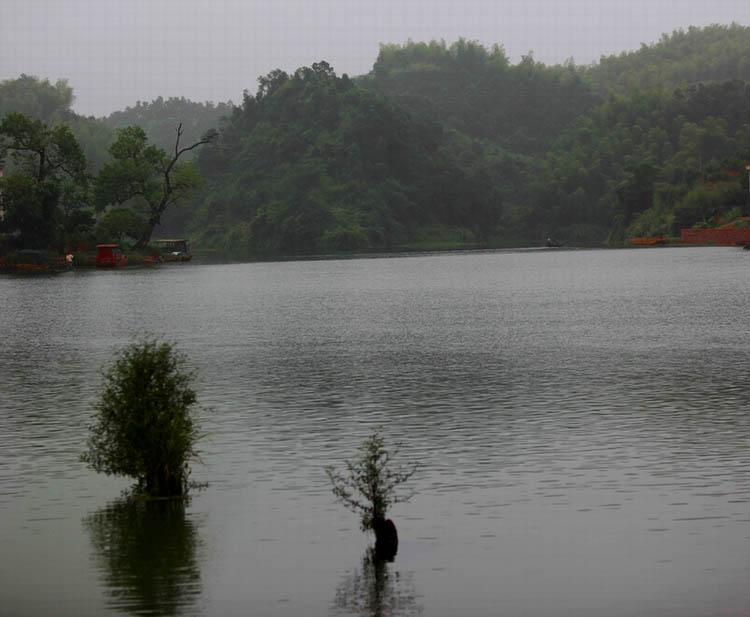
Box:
left=334, top=551, right=422, bottom=617
left=84, top=498, right=201, bottom=616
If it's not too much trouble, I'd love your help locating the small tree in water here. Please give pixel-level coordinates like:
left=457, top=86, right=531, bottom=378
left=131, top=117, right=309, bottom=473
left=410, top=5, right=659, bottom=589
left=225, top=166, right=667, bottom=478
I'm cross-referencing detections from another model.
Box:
left=81, top=339, right=200, bottom=497
left=325, top=431, right=418, bottom=557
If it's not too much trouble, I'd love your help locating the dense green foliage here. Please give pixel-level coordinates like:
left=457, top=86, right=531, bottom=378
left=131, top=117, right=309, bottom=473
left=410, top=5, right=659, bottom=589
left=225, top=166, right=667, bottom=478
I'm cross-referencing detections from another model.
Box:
left=95, top=206, right=145, bottom=243
left=0, top=79, right=225, bottom=253
left=4, top=23, right=750, bottom=254
left=325, top=431, right=418, bottom=532
left=359, top=31, right=750, bottom=245
left=0, top=107, right=212, bottom=252
left=101, top=97, right=230, bottom=237
left=357, top=39, right=601, bottom=245
left=0, top=112, right=91, bottom=249
left=364, top=39, right=600, bottom=156
left=94, top=124, right=213, bottom=248
left=538, top=80, right=750, bottom=242
left=81, top=340, right=200, bottom=497
left=189, top=61, right=502, bottom=255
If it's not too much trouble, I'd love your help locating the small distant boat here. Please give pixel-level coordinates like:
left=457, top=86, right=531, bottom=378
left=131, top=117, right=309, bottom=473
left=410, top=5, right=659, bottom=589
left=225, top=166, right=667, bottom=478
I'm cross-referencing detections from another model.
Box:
left=630, top=236, right=666, bottom=246
left=15, top=249, right=53, bottom=272
left=154, top=239, right=192, bottom=262
left=96, top=244, right=128, bottom=268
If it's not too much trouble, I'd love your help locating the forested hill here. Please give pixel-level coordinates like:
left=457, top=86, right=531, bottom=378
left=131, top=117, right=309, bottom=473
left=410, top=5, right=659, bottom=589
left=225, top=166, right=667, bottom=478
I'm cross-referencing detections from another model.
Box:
left=4, top=24, right=750, bottom=255
left=586, top=23, right=750, bottom=96
left=188, top=62, right=501, bottom=255
left=535, top=80, right=750, bottom=243
left=360, top=39, right=600, bottom=157
left=359, top=25, right=750, bottom=155
left=352, top=27, right=750, bottom=246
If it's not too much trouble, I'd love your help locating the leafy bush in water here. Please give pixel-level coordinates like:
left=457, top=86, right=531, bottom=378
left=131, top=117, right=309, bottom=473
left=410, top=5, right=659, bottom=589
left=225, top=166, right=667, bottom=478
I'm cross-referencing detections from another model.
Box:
left=81, top=339, right=200, bottom=497
left=325, top=431, right=418, bottom=532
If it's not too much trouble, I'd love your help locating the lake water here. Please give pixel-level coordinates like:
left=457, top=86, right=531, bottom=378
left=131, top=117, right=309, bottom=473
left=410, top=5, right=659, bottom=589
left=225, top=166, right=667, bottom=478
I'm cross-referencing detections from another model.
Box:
left=1, top=246, right=749, bottom=617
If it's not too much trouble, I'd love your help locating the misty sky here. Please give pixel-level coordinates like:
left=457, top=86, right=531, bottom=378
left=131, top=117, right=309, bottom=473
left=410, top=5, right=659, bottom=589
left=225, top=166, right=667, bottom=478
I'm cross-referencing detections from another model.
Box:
left=2, top=0, right=750, bottom=117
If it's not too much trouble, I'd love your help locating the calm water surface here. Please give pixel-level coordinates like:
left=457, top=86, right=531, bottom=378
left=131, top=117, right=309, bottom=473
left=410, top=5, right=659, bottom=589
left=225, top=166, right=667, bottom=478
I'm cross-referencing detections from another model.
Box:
left=1, top=247, right=749, bottom=617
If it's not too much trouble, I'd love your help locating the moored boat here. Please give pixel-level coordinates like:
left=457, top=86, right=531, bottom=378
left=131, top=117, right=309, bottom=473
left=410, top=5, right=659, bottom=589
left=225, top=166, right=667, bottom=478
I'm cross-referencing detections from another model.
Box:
left=15, top=249, right=54, bottom=272
left=154, top=239, right=192, bottom=262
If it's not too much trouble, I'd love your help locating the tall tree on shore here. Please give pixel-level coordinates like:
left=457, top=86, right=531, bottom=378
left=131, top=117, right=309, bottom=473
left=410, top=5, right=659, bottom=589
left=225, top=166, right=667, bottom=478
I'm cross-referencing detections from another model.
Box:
left=0, top=111, right=89, bottom=248
left=95, top=124, right=215, bottom=249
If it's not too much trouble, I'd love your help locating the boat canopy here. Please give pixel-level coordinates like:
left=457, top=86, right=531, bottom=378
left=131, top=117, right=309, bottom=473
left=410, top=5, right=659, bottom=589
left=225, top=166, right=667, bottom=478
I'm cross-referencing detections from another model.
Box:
left=155, top=239, right=189, bottom=253
left=18, top=249, right=51, bottom=264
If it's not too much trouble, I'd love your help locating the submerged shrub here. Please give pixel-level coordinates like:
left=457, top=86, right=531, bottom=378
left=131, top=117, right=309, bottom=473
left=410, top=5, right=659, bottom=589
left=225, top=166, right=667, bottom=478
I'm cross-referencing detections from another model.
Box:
left=81, top=338, right=200, bottom=497
left=325, top=431, right=418, bottom=533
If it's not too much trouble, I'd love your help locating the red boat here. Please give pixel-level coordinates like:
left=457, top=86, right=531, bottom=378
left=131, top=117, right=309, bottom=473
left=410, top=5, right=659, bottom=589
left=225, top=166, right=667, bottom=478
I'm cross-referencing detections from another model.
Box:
left=96, top=244, right=128, bottom=267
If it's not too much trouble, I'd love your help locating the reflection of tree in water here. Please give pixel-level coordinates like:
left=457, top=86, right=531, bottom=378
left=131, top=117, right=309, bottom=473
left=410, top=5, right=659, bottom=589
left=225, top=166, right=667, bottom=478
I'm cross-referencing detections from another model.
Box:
left=334, top=551, right=422, bottom=617
left=84, top=498, right=201, bottom=617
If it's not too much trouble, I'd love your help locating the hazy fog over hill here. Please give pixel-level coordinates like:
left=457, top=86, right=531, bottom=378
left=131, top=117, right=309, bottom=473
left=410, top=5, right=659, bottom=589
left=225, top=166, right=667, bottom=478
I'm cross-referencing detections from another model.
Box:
left=2, top=0, right=750, bottom=117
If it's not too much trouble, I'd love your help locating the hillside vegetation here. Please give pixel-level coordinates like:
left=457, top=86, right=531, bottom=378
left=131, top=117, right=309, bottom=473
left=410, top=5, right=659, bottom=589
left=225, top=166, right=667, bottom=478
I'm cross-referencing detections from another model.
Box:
left=586, top=23, right=750, bottom=96
left=3, top=24, right=750, bottom=256
left=190, top=62, right=501, bottom=255
left=357, top=29, right=750, bottom=245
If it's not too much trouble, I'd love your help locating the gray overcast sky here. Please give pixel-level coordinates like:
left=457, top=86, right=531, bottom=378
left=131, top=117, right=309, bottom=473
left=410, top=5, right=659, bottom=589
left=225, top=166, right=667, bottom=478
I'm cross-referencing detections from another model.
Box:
left=2, top=0, right=750, bottom=117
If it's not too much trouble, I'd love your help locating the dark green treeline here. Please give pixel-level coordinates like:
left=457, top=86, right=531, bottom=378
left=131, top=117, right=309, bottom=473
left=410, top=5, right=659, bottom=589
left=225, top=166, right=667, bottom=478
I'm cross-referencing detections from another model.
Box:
left=3, top=24, right=750, bottom=255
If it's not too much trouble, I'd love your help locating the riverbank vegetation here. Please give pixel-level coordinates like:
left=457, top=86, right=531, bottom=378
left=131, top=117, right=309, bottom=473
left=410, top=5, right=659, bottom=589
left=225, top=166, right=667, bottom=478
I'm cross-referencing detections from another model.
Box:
left=3, top=23, right=750, bottom=256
